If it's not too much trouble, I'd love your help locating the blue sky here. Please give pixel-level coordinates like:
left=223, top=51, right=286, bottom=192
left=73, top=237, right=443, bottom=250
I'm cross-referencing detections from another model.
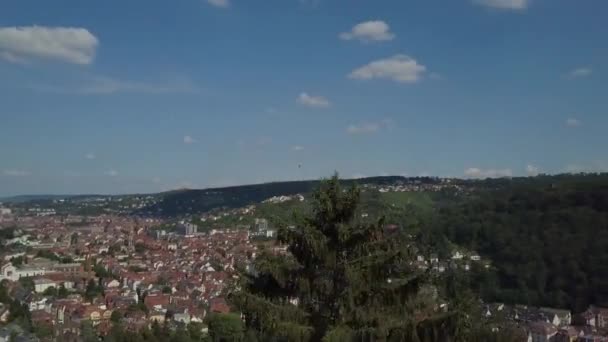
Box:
left=0, top=0, right=606, bottom=195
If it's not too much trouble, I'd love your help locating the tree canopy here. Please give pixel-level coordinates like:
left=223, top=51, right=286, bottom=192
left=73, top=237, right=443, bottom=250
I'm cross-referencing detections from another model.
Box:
left=231, top=175, right=467, bottom=341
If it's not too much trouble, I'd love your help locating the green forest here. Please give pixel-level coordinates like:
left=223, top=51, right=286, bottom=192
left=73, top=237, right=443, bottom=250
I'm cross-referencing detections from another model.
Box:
left=228, top=175, right=521, bottom=342
left=430, top=173, right=608, bottom=311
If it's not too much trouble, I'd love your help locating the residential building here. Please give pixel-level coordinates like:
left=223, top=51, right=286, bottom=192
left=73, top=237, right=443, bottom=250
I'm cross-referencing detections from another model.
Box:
left=528, top=321, right=558, bottom=342
left=33, top=278, right=55, bottom=293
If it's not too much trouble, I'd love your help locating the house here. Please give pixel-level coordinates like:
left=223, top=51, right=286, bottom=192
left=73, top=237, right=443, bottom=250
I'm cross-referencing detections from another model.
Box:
left=0, top=304, right=9, bottom=323
left=104, top=279, right=120, bottom=289
left=555, top=327, right=579, bottom=342
left=451, top=251, right=464, bottom=260
left=470, top=254, right=481, bottom=261
left=209, top=297, right=230, bottom=314
left=527, top=321, right=558, bottom=342
left=173, top=309, right=191, bottom=324
left=33, top=278, right=55, bottom=293
left=149, top=311, right=166, bottom=323
left=539, top=307, right=571, bottom=327
left=0, top=262, right=48, bottom=282
left=582, top=306, right=608, bottom=328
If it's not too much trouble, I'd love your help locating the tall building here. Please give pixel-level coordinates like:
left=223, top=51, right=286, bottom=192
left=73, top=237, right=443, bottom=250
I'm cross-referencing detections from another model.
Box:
left=255, top=218, right=269, bottom=231
left=180, top=223, right=197, bottom=236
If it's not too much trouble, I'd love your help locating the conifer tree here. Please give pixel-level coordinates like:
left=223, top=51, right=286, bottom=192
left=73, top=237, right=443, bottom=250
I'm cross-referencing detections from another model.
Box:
left=231, top=174, right=456, bottom=341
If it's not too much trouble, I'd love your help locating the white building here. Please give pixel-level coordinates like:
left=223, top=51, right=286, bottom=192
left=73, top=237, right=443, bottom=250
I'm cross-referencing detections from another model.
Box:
left=451, top=251, right=464, bottom=260
left=527, top=322, right=557, bottom=342
left=33, top=278, right=56, bottom=293
left=0, top=208, right=11, bottom=216
left=0, top=262, right=49, bottom=282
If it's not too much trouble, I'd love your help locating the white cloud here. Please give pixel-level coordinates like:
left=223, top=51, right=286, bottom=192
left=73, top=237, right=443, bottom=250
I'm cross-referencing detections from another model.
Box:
left=207, top=0, right=230, bottom=8
left=464, top=167, right=513, bottom=179
left=0, top=26, right=98, bottom=65
left=472, top=0, right=529, bottom=10
left=183, top=135, right=196, bottom=144
left=3, top=169, right=31, bottom=177
left=526, top=164, right=540, bottom=176
left=349, top=55, right=427, bottom=83
left=291, top=145, right=305, bottom=151
left=105, top=169, right=118, bottom=177
left=0, top=51, right=28, bottom=64
left=32, top=75, right=199, bottom=95
left=346, top=119, right=392, bottom=135
left=297, top=92, right=330, bottom=108
left=85, top=153, right=96, bottom=160
left=566, top=118, right=581, bottom=127
left=566, top=67, right=592, bottom=79
left=339, top=20, right=395, bottom=42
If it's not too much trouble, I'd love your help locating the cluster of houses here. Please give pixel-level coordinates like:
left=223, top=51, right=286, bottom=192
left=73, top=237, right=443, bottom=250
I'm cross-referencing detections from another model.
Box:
left=0, top=214, right=259, bottom=340
left=411, top=249, right=487, bottom=274
left=361, top=178, right=467, bottom=194
left=483, top=303, right=608, bottom=341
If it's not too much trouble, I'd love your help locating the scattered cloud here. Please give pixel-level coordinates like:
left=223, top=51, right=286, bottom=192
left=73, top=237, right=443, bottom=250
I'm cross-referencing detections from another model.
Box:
left=0, top=51, right=28, bottom=64
left=526, top=164, right=540, bottom=176
left=339, top=20, right=395, bottom=42
left=349, top=55, right=427, bottom=83
left=297, top=92, right=331, bottom=108
left=564, top=161, right=608, bottom=174
left=566, top=118, right=582, bottom=127
left=3, top=169, right=31, bottom=177
left=464, top=167, right=513, bottom=179
left=183, top=135, right=196, bottom=144
left=32, top=75, right=200, bottom=95
left=0, top=26, right=98, bottom=65
left=207, top=0, right=230, bottom=8
left=472, top=0, right=529, bottom=10
left=85, top=153, right=96, bottom=160
left=291, top=145, right=305, bottom=152
left=346, top=119, right=392, bottom=135
left=566, top=67, right=592, bottom=79
left=105, top=169, right=118, bottom=177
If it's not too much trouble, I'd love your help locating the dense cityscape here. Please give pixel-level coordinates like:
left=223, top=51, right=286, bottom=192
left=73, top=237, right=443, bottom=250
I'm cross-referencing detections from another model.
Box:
left=0, top=175, right=607, bottom=341
left=2, top=0, right=607, bottom=340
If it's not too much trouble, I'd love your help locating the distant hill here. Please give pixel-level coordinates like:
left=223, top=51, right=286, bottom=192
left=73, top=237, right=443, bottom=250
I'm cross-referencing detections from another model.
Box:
left=0, top=194, right=99, bottom=203
left=138, top=176, right=442, bottom=217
